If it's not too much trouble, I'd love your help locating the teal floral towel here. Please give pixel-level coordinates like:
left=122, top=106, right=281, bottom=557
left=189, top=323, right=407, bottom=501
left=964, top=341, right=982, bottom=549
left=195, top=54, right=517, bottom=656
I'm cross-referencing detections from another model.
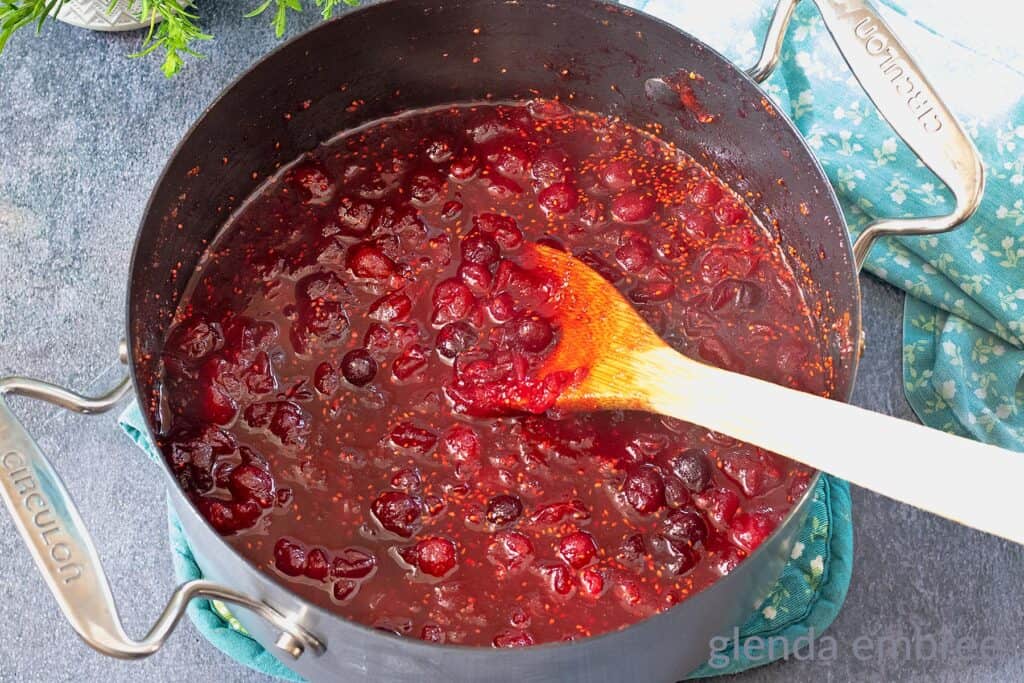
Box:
left=629, top=0, right=1024, bottom=449
left=120, top=403, right=852, bottom=680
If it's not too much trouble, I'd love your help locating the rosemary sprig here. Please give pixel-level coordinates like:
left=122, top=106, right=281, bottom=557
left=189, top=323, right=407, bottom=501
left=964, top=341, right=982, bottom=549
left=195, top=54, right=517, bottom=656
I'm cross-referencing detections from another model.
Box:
left=0, top=0, right=69, bottom=53
left=127, top=0, right=212, bottom=78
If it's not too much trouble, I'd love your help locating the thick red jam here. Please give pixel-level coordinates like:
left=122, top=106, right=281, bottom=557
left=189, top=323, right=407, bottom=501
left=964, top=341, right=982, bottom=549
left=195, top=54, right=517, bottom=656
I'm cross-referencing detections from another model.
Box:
left=158, top=102, right=825, bottom=647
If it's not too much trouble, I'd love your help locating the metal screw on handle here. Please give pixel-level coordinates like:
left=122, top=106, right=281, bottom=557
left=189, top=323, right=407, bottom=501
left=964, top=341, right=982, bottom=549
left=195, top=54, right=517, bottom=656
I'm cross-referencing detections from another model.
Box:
left=749, top=0, right=984, bottom=267
left=0, top=364, right=324, bottom=660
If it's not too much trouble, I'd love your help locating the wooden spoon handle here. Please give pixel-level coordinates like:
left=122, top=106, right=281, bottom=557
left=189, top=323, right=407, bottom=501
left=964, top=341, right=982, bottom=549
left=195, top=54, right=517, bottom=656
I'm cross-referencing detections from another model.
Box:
left=640, top=346, right=1024, bottom=545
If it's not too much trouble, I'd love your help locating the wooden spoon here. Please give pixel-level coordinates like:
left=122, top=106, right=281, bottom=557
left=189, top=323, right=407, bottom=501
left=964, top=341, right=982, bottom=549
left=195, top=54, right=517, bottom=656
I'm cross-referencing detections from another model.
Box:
left=521, top=244, right=1024, bottom=546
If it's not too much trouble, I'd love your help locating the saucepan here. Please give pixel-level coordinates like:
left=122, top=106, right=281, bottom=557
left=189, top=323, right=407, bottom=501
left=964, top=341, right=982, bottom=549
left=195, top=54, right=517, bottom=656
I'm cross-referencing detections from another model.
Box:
left=0, top=0, right=982, bottom=680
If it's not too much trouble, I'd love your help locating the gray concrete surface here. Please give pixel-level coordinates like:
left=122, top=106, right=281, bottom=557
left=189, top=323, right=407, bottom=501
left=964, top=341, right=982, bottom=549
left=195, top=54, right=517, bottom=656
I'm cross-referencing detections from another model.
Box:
left=0, top=2, right=1021, bottom=681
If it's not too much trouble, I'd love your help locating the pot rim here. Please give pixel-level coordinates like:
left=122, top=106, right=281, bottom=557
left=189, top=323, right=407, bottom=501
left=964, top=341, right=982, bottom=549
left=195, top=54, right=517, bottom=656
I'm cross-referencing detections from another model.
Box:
left=126, top=0, right=859, bottom=657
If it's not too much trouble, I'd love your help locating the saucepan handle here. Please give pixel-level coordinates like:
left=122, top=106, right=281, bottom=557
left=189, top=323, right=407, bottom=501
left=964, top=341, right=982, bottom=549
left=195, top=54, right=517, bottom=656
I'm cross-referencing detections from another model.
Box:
left=749, top=0, right=984, bottom=268
left=0, top=366, right=323, bottom=660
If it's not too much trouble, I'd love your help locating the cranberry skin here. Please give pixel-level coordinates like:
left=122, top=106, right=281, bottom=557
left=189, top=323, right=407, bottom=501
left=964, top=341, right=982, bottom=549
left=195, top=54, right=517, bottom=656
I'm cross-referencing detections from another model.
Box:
left=714, top=200, right=749, bottom=226
left=304, top=548, right=331, bottom=582
left=537, top=182, right=579, bottom=214
left=289, top=161, right=333, bottom=204
left=331, top=547, right=377, bottom=579
left=198, top=498, right=261, bottom=534
left=668, top=448, right=712, bottom=492
left=314, top=362, right=340, bottom=396
left=662, top=508, right=708, bottom=546
left=486, top=494, right=524, bottom=527
left=461, top=231, right=500, bottom=266
left=611, top=190, right=656, bottom=223
left=337, top=196, right=375, bottom=236
left=487, top=531, right=535, bottom=574
left=340, top=348, right=377, bottom=387
left=228, top=464, right=275, bottom=508
left=413, top=537, right=458, bottom=577
left=346, top=242, right=395, bottom=279
left=390, top=421, right=438, bottom=453
left=432, top=278, right=476, bottom=325
left=392, top=344, right=428, bottom=380
left=371, top=491, right=422, bottom=538
left=513, top=315, right=554, bottom=352
left=273, top=538, right=307, bottom=577
left=369, top=292, right=412, bottom=323
left=730, top=512, right=776, bottom=552
left=578, top=567, right=605, bottom=597
left=435, top=321, right=478, bottom=360
left=538, top=561, right=575, bottom=595
left=623, top=465, right=666, bottom=515
left=558, top=531, right=598, bottom=569
left=494, top=630, right=536, bottom=648
left=690, top=180, right=723, bottom=207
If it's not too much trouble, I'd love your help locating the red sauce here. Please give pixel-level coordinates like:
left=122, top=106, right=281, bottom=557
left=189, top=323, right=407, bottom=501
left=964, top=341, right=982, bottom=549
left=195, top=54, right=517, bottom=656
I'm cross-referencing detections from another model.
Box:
left=158, top=102, right=826, bottom=647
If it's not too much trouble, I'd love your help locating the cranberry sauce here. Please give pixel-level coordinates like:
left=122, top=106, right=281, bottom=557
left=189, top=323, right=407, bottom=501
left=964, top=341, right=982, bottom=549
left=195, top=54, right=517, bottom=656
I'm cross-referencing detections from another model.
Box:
left=157, top=102, right=826, bottom=647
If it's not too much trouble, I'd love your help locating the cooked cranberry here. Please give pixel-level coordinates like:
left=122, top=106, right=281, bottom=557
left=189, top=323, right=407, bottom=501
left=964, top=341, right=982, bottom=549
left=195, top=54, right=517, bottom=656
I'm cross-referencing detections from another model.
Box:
left=611, top=190, right=656, bottom=223
left=662, top=509, right=708, bottom=546
left=332, top=579, right=359, bottom=602
left=488, top=292, right=517, bottom=322
left=390, top=421, right=438, bottom=453
left=476, top=214, right=523, bottom=249
left=346, top=242, right=395, bottom=279
left=531, top=148, right=572, bottom=185
left=371, top=491, right=422, bottom=538
left=708, top=279, right=763, bottom=312
left=537, top=182, right=579, bottom=214
left=493, top=629, right=535, bottom=648
left=457, top=262, right=493, bottom=294
left=538, top=561, right=575, bottom=595
left=340, top=348, right=377, bottom=386
left=461, top=231, right=501, bottom=265
left=413, top=537, right=458, bottom=577
left=558, top=531, right=598, bottom=569
left=409, top=169, right=444, bottom=204
left=439, top=424, right=481, bottom=463
left=392, top=343, right=428, bottom=380
left=493, top=146, right=530, bottom=178
left=435, top=321, right=478, bottom=360
left=690, top=180, right=723, bottom=206
left=166, top=319, right=223, bottom=364
left=720, top=446, right=783, bottom=497
left=304, top=548, right=331, bottom=581
left=730, top=512, right=776, bottom=551
left=623, top=465, right=666, bottom=515
left=369, top=291, right=412, bottom=322
left=196, top=381, right=238, bottom=425
left=699, top=247, right=754, bottom=284
left=513, top=315, right=554, bottom=352
left=486, top=494, right=523, bottom=527
left=528, top=499, right=590, bottom=526
left=629, top=281, right=675, bottom=304
left=668, top=448, right=712, bottom=492
left=600, top=159, right=635, bottom=190
left=391, top=467, right=422, bottom=491
left=228, top=465, right=275, bottom=508
left=694, top=487, right=740, bottom=527
left=678, top=208, right=718, bottom=239
left=331, top=547, right=377, bottom=579
left=313, top=362, right=340, bottom=396
left=432, top=278, right=475, bottom=325
left=441, top=200, right=463, bottom=221
left=615, top=239, right=652, bottom=273
left=449, top=153, right=479, bottom=180
left=273, top=538, right=307, bottom=576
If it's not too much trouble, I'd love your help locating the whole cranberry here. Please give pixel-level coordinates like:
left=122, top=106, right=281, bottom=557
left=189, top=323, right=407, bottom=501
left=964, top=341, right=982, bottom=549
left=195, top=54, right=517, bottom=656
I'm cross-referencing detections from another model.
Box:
left=273, top=538, right=307, bottom=576
left=730, top=512, right=776, bottom=551
left=331, top=547, right=377, bottom=579
left=461, top=231, right=501, bottom=265
left=486, top=494, right=524, bottom=527
left=558, top=530, right=598, bottom=569
left=668, top=448, right=712, bottom=492
left=600, top=159, right=635, bottom=190
left=611, top=190, right=656, bottom=223
left=493, top=630, right=536, bottom=648
left=690, top=180, right=723, bottom=207
left=662, top=508, right=708, bottom=546
left=371, top=491, right=422, bottom=538
left=304, top=548, right=331, bottom=582
left=340, top=348, right=377, bottom=386
left=346, top=242, right=395, bottom=279
left=537, top=182, right=579, bottom=214
left=513, top=315, right=554, bottom=352
left=369, top=291, right=413, bottom=323
left=413, top=537, right=458, bottom=577
left=432, top=278, right=475, bottom=324
left=314, top=362, right=340, bottom=396
left=435, top=321, right=478, bottom=361
left=579, top=567, right=605, bottom=597
left=228, top=464, right=275, bottom=508
left=623, top=465, right=666, bottom=515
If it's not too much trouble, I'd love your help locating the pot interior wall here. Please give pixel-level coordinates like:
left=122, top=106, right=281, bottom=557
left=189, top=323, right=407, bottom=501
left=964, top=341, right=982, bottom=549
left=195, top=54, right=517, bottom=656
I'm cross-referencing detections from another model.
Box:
left=130, top=0, right=858, bottom=433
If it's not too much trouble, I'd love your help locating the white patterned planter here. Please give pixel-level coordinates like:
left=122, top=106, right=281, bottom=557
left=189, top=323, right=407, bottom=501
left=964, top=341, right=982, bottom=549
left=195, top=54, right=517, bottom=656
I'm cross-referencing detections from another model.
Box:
left=53, top=0, right=168, bottom=32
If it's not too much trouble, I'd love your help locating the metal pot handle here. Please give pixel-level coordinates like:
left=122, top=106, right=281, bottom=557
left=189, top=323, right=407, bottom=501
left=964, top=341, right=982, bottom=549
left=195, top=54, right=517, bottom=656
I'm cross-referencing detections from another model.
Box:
left=749, top=0, right=984, bottom=267
left=0, top=355, right=324, bottom=660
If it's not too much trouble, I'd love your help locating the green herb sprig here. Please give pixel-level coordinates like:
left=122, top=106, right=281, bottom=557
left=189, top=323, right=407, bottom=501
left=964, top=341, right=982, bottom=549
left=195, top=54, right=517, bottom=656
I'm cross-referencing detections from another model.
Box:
left=0, top=0, right=360, bottom=78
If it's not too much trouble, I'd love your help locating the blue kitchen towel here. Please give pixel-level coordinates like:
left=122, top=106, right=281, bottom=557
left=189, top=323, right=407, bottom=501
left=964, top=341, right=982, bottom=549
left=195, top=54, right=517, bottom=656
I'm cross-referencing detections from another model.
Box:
left=120, top=401, right=851, bottom=680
